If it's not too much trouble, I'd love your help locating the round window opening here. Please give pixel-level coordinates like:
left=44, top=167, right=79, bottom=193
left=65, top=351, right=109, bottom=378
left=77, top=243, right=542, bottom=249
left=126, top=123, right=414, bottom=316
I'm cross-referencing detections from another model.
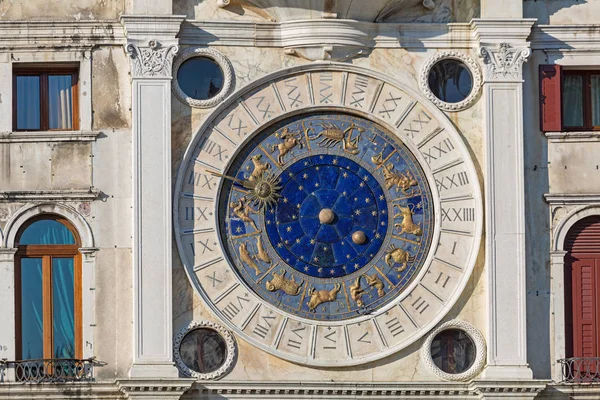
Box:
left=430, top=329, right=476, bottom=374
left=179, top=328, right=228, bottom=374
left=427, top=60, right=473, bottom=104
left=177, top=57, right=224, bottom=101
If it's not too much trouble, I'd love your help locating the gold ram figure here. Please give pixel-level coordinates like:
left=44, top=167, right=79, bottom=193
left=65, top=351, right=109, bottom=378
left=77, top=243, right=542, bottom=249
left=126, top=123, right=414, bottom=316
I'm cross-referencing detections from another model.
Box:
left=393, top=204, right=423, bottom=236
left=265, top=269, right=303, bottom=296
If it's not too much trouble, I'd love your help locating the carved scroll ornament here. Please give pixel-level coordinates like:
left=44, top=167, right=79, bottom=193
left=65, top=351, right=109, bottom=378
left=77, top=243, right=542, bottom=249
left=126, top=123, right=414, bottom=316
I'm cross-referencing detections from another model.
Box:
left=126, top=40, right=179, bottom=78
left=479, top=43, right=531, bottom=82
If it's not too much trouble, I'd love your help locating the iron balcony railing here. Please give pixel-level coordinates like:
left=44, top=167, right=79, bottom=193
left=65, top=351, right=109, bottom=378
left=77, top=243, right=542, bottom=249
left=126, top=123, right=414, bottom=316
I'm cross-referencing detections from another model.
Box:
left=558, top=357, right=600, bottom=383
left=0, top=358, right=95, bottom=383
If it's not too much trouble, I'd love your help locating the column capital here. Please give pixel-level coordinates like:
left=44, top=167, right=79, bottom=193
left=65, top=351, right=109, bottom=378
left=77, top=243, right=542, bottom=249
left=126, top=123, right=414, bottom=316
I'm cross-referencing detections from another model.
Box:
left=125, top=40, right=179, bottom=79
left=478, top=43, right=531, bottom=82
left=0, top=248, right=17, bottom=262
left=121, top=15, right=184, bottom=79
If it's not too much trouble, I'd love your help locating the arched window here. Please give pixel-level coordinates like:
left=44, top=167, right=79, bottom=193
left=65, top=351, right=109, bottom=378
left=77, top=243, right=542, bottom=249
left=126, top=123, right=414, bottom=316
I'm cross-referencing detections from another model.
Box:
left=15, top=215, right=82, bottom=361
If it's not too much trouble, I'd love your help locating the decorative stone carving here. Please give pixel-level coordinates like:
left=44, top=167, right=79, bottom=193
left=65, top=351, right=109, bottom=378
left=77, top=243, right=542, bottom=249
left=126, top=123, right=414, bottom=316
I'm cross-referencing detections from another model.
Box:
left=173, top=320, right=237, bottom=380
left=419, top=51, right=482, bottom=112
left=0, top=207, right=10, bottom=222
left=126, top=40, right=179, bottom=79
left=284, top=45, right=368, bottom=62
left=172, top=47, right=234, bottom=108
left=421, top=319, right=486, bottom=382
left=479, top=43, right=531, bottom=82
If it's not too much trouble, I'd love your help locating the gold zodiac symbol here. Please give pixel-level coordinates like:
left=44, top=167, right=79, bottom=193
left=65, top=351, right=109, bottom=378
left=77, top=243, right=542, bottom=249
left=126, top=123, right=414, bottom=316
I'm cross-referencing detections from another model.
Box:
left=307, top=283, right=341, bottom=312
left=230, top=196, right=259, bottom=231
left=271, top=127, right=304, bottom=165
left=307, top=122, right=363, bottom=155
left=385, top=245, right=415, bottom=272
left=393, top=204, right=423, bottom=236
left=239, top=242, right=261, bottom=276
left=364, top=274, right=385, bottom=297
left=249, top=154, right=271, bottom=182
left=266, top=269, right=303, bottom=296
left=255, top=236, right=271, bottom=264
left=382, top=164, right=418, bottom=194
left=349, top=276, right=366, bottom=307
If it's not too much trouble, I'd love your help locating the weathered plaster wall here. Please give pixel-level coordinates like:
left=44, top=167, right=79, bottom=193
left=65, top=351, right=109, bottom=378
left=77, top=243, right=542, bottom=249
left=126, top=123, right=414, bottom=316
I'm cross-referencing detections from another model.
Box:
left=523, top=50, right=552, bottom=379
left=524, top=0, right=600, bottom=24
left=171, top=45, right=487, bottom=382
left=92, top=47, right=132, bottom=130
left=0, top=0, right=126, bottom=21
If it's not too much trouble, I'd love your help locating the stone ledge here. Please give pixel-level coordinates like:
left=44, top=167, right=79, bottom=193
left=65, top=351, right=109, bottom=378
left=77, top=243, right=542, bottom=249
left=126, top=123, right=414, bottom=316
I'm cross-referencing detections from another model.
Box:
left=544, top=193, right=600, bottom=205
left=0, top=189, right=102, bottom=202
left=0, top=131, right=102, bottom=143
left=545, top=131, right=600, bottom=143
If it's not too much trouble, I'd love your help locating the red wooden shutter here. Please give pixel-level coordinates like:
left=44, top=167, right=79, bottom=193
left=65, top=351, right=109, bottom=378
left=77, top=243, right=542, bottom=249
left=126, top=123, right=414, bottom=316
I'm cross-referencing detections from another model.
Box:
left=540, top=64, right=562, bottom=132
left=571, top=258, right=599, bottom=358
left=566, top=216, right=600, bottom=361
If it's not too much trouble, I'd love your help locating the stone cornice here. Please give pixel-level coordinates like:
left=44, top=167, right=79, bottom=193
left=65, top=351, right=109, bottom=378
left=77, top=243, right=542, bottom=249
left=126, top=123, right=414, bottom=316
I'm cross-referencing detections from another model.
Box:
left=530, top=24, right=600, bottom=51
left=471, top=18, right=536, bottom=45
left=544, top=193, right=600, bottom=205
left=0, top=20, right=125, bottom=49
left=120, top=15, right=185, bottom=46
left=179, top=20, right=476, bottom=50
left=0, top=189, right=102, bottom=202
left=0, top=130, right=101, bottom=143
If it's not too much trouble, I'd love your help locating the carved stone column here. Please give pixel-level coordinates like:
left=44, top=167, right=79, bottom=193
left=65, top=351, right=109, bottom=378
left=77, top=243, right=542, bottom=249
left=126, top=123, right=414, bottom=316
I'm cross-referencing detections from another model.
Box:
left=472, top=19, right=535, bottom=382
left=122, top=15, right=184, bottom=379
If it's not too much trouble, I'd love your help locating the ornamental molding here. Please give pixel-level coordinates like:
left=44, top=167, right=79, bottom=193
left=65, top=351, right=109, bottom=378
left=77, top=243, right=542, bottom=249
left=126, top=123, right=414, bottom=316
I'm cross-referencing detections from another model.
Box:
left=126, top=40, right=179, bottom=79
left=117, top=379, right=195, bottom=399
left=419, top=51, right=482, bottom=112
left=172, top=48, right=234, bottom=108
left=0, top=131, right=101, bottom=143
left=179, top=20, right=476, bottom=50
left=173, top=320, right=237, bottom=380
left=421, top=319, right=486, bottom=382
left=0, top=189, right=102, bottom=202
left=0, top=20, right=125, bottom=49
left=479, top=43, right=531, bottom=82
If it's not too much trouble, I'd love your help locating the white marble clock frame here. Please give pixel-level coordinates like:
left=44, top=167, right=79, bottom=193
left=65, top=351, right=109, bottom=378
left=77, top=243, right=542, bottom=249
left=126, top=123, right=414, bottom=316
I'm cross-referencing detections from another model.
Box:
left=174, top=63, right=483, bottom=367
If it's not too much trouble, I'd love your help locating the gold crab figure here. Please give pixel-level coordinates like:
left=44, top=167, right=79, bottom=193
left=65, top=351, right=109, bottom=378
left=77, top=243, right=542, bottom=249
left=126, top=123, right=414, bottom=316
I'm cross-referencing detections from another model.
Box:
left=307, top=121, right=363, bottom=155
left=385, top=245, right=415, bottom=272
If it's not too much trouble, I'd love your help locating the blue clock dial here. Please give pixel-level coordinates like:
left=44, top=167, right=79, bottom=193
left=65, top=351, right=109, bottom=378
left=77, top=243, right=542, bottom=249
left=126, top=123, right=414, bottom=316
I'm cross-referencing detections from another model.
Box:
left=219, top=113, right=434, bottom=321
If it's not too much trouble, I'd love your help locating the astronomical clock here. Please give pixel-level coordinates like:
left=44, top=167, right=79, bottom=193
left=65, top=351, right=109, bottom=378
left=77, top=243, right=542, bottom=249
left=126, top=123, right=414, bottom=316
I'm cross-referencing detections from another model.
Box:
left=174, top=64, right=482, bottom=366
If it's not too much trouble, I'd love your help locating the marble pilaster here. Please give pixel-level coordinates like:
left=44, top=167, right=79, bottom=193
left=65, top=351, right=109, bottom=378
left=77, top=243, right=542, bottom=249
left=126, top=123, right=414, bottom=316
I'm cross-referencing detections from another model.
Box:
left=121, top=15, right=184, bottom=379
left=472, top=19, right=535, bottom=381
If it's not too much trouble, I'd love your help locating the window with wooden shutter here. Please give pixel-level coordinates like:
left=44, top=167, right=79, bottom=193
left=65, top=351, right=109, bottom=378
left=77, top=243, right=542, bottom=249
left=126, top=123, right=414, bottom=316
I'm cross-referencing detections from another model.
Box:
left=540, top=64, right=562, bottom=132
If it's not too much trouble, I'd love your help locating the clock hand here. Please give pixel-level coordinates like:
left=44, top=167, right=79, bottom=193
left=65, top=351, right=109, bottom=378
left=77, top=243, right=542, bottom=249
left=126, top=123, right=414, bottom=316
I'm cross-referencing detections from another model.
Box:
left=205, top=169, right=256, bottom=190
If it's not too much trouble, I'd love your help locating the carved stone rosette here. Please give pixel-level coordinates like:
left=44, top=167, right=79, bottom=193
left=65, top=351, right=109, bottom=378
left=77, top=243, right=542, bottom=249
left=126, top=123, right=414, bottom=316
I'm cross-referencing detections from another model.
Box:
left=421, top=319, right=486, bottom=381
left=173, top=320, right=237, bottom=380
left=479, top=43, right=531, bottom=82
left=419, top=51, right=482, bottom=112
left=126, top=40, right=179, bottom=79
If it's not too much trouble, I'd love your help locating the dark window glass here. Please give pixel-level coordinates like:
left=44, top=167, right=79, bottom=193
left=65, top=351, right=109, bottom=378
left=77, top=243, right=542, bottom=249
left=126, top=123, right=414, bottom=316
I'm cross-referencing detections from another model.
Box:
left=428, top=60, right=473, bottom=103
left=16, top=75, right=41, bottom=130
left=177, top=57, right=224, bottom=100
left=179, top=328, right=227, bottom=374
left=48, top=75, right=73, bottom=130
left=591, top=75, right=600, bottom=127
left=20, top=258, right=44, bottom=360
left=563, top=74, right=584, bottom=127
left=52, top=258, right=75, bottom=359
left=430, top=329, right=476, bottom=374
left=19, top=219, right=76, bottom=245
